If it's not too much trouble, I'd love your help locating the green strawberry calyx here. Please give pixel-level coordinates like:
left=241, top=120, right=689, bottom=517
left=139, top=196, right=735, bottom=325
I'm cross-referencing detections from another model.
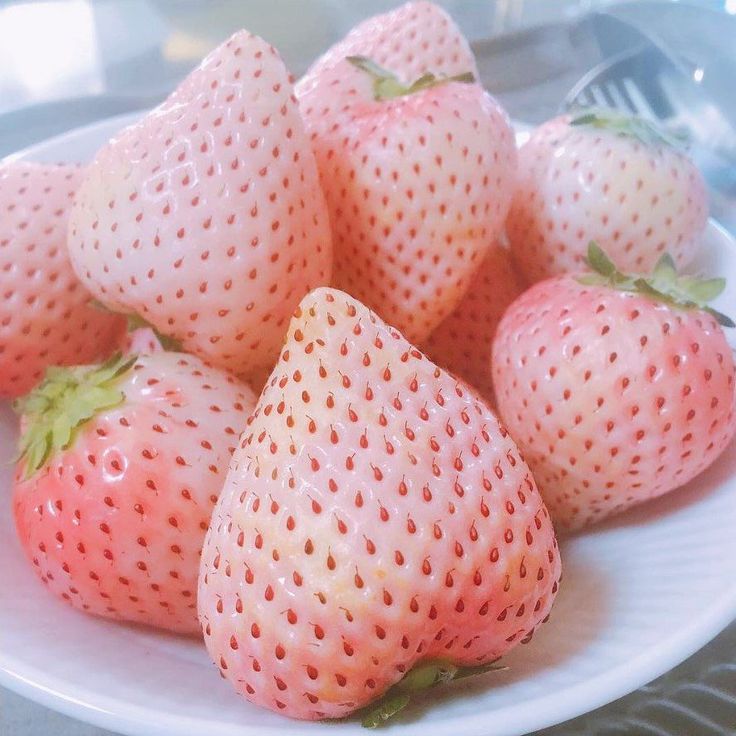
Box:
left=569, top=107, right=688, bottom=149
left=14, top=353, right=137, bottom=479
left=578, top=242, right=734, bottom=328
left=347, top=55, right=475, bottom=101
left=360, top=658, right=504, bottom=728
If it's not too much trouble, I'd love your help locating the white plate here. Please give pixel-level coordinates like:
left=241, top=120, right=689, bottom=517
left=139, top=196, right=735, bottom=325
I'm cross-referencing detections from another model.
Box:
left=1, top=114, right=736, bottom=736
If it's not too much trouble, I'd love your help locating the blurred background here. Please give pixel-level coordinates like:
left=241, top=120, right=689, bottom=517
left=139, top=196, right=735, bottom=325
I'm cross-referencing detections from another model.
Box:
left=0, top=0, right=733, bottom=149
left=1, top=1, right=736, bottom=734
left=0, top=0, right=587, bottom=155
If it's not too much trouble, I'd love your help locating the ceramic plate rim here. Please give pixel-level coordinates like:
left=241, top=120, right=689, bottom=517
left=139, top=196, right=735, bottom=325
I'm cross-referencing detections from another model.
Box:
left=3, top=581, right=736, bottom=736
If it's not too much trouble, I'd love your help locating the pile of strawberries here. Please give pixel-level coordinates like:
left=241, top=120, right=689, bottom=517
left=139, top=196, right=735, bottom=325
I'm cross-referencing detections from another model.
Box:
left=2, top=1, right=733, bottom=727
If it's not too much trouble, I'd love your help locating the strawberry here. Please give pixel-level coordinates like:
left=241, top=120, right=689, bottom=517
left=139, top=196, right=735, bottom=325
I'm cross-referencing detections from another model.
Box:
left=421, top=242, right=525, bottom=405
left=13, top=351, right=256, bottom=633
left=119, top=326, right=163, bottom=356
left=67, top=31, right=332, bottom=379
left=198, top=287, right=560, bottom=721
left=298, top=55, right=516, bottom=344
left=506, top=110, right=708, bottom=284
left=0, top=162, right=124, bottom=398
left=492, top=244, right=736, bottom=531
left=297, top=1, right=478, bottom=93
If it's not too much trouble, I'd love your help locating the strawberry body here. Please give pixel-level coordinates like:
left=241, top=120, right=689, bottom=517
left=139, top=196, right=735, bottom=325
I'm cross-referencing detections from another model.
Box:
left=68, top=31, right=332, bottom=378
left=299, top=62, right=516, bottom=343
left=297, top=1, right=478, bottom=91
left=13, top=352, right=256, bottom=633
left=492, top=275, right=736, bottom=530
left=0, top=163, right=124, bottom=398
left=119, top=326, right=163, bottom=355
left=199, top=287, right=560, bottom=720
left=507, top=114, right=708, bottom=283
left=421, top=243, right=525, bottom=404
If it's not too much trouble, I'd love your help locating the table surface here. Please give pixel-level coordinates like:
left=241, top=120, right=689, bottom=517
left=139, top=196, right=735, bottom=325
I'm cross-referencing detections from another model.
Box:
left=2, top=1, right=735, bottom=734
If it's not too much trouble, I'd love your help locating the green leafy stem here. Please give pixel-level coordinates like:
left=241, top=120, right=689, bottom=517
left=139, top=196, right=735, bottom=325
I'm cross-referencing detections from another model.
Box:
left=579, top=242, right=734, bottom=328
left=14, top=353, right=137, bottom=478
left=569, top=108, right=689, bottom=149
left=360, top=659, right=505, bottom=729
left=347, top=56, right=475, bottom=101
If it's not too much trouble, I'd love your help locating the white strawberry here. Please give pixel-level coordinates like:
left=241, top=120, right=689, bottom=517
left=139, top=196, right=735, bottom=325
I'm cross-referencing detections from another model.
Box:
left=199, top=287, right=561, bottom=720
left=68, top=31, right=332, bottom=379
left=299, top=54, right=516, bottom=343
left=13, top=351, right=256, bottom=632
left=297, top=1, right=479, bottom=95
left=0, top=162, right=124, bottom=397
left=507, top=110, right=708, bottom=283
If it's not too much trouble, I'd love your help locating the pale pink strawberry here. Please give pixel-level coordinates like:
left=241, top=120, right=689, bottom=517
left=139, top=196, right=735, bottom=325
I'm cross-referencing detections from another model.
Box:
left=68, top=31, right=332, bottom=379
left=296, top=1, right=478, bottom=97
left=13, top=351, right=256, bottom=633
left=507, top=110, right=708, bottom=284
left=199, top=287, right=560, bottom=721
left=118, top=326, right=163, bottom=355
left=421, top=242, right=525, bottom=405
left=492, top=246, right=736, bottom=531
left=299, top=56, right=516, bottom=344
left=0, top=162, right=125, bottom=398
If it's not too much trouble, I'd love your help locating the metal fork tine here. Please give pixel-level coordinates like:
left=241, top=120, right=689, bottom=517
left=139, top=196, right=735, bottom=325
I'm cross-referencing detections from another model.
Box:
left=600, top=83, right=619, bottom=109
left=603, top=80, right=636, bottom=115
left=573, top=89, right=594, bottom=109
left=589, top=84, right=612, bottom=110
left=621, top=77, right=658, bottom=121
left=585, top=90, right=598, bottom=108
left=615, top=79, right=641, bottom=116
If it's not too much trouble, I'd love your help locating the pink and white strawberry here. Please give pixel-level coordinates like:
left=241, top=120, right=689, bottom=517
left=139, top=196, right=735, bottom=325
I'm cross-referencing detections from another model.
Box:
left=198, top=287, right=560, bottom=721
left=13, top=351, right=256, bottom=633
left=421, top=242, right=525, bottom=405
left=119, top=326, right=163, bottom=356
left=297, top=1, right=478, bottom=95
left=492, top=244, right=735, bottom=531
left=506, top=110, right=708, bottom=284
left=298, top=56, right=516, bottom=344
left=67, top=31, right=332, bottom=379
left=0, top=162, right=124, bottom=398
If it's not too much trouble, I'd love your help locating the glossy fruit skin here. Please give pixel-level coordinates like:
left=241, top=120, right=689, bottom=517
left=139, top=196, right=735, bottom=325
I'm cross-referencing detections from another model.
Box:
left=297, top=0, right=478, bottom=91
left=68, top=31, right=332, bottom=378
left=299, top=62, right=516, bottom=344
left=507, top=116, right=708, bottom=284
left=119, top=326, right=162, bottom=355
left=13, top=352, right=256, bottom=634
left=199, top=287, right=561, bottom=720
left=0, top=162, right=125, bottom=398
left=492, top=276, right=736, bottom=531
left=421, top=243, right=525, bottom=405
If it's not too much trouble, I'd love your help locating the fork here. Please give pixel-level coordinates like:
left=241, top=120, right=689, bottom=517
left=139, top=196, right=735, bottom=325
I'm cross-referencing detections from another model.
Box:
left=566, top=45, right=671, bottom=120
left=563, top=34, right=736, bottom=231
